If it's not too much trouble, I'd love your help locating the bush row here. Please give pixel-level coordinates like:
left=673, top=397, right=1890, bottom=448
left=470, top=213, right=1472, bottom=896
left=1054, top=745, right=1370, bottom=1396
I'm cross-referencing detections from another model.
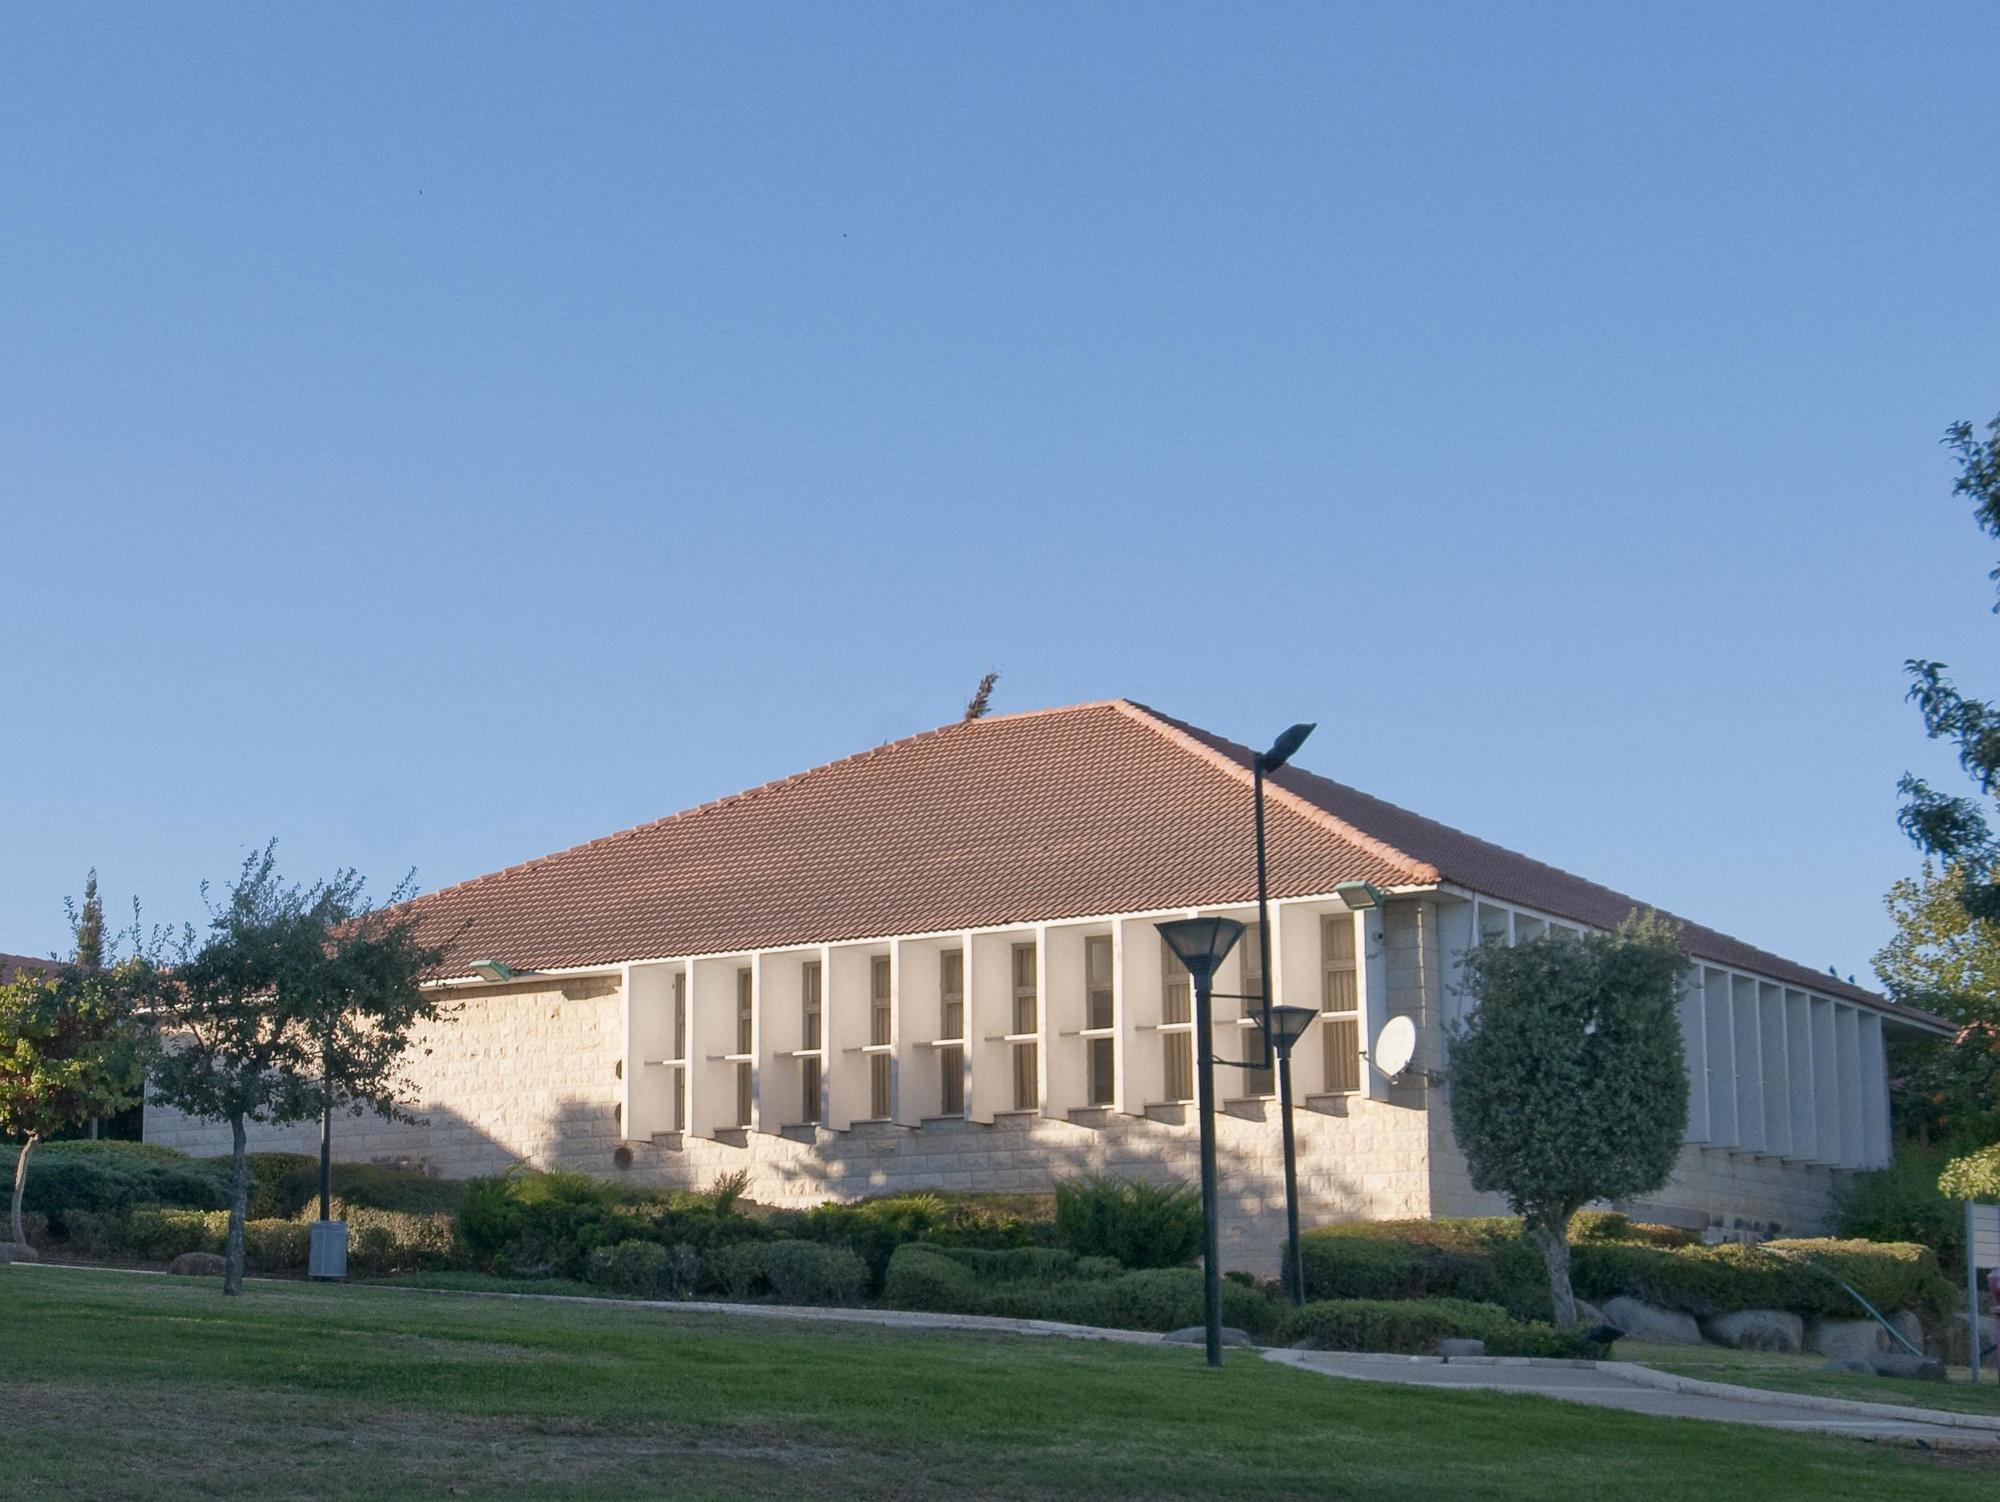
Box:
left=585, top=1237, right=869, bottom=1305
left=882, top=1244, right=1279, bottom=1337
left=118, top=1207, right=462, bottom=1276
left=1275, top=1298, right=1601, bottom=1358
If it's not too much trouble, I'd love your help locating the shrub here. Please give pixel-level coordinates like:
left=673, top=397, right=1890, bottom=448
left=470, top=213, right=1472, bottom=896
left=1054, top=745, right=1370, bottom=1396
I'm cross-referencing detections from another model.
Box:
left=883, top=1245, right=977, bottom=1311
left=1571, top=1237, right=1953, bottom=1320
left=244, top=1219, right=311, bottom=1273
left=705, top=1239, right=866, bottom=1306
left=1275, top=1297, right=1597, bottom=1357
left=127, top=1208, right=226, bottom=1261
left=238, top=1153, right=319, bottom=1219
left=1052, top=1175, right=1201, bottom=1269
left=929, top=1246, right=1121, bottom=1284
left=342, top=1208, right=464, bottom=1276
left=56, top=1209, right=123, bottom=1256
left=4, top=1141, right=230, bottom=1218
left=587, top=1239, right=671, bottom=1296
left=1287, top=1221, right=1546, bottom=1318
left=793, top=1192, right=1036, bottom=1292
left=17, top=1211, right=48, bottom=1246
left=1840, top=1147, right=1962, bottom=1267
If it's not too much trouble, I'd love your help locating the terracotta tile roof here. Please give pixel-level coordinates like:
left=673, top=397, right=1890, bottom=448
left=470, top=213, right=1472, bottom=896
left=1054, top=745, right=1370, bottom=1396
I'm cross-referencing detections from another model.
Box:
left=402, top=698, right=1935, bottom=1028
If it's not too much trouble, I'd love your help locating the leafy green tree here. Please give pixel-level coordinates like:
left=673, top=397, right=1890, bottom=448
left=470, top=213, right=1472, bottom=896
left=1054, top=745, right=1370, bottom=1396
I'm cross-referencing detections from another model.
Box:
left=1873, top=863, right=2000, bottom=1145
left=1899, top=414, right=2000, bottom=921
left=1448, top=915, right=1689, bottom=1325
left=141, top=846, right=449, bottom=1293
left=0, top=957, right=148, bottom=1245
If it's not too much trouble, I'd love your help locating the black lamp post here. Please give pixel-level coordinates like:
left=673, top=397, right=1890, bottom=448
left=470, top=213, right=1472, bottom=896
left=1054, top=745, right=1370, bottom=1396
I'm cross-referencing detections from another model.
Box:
left=1155, top=914, right=1246, bottom=1369
left=1252, top=723, right=1315, bottom=1303
left=1264, top=1004, right=1318, bottom=1305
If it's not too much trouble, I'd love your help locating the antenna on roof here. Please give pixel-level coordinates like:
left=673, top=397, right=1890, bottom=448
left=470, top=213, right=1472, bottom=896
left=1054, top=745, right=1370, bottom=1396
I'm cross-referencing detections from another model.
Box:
left=962, top=671, right=1000, bottom=721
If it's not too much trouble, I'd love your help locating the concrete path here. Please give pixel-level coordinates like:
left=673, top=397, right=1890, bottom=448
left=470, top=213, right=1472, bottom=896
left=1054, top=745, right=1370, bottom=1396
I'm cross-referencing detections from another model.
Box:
left=1264, top=1348, right=2000, bottom=1448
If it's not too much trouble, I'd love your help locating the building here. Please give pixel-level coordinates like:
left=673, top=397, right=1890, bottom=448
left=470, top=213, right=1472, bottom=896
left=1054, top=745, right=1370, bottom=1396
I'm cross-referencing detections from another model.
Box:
left=142, top=699, right=1946, bottom=1268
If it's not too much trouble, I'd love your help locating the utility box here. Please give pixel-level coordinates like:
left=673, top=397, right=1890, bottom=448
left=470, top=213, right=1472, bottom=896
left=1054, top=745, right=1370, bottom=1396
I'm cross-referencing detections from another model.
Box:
left=309, top=1220, right=348, bottom=1281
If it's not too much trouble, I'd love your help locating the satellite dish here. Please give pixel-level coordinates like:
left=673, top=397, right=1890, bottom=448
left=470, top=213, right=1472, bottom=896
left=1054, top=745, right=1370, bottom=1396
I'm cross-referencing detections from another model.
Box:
left=1373, top=1015, right=1417, bottom=1078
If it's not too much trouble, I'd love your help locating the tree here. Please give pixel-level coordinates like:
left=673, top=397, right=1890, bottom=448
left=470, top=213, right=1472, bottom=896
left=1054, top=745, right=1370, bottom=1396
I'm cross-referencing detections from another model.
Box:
left=962, top=672, right=999, bottom=721
left=69, top=871, right=105, bottom=971
left=1448, top=914, right=1689, bottom=1325
left=0, top=956, right=147, bottom=1246
left=1899, top=414, right=2000, bottom=921
left=141, top=846, right=448, bottom=1293
left=1872, top=863, right=2000, bottom=1146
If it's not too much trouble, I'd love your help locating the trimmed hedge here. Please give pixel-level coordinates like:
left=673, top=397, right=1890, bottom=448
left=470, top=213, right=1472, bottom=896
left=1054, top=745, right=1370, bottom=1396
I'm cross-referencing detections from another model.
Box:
left=586, top=1239, right=699, bottom=1298
left=706, top=1239, right=868, bottom=1306
left=779, top=1192, right=1037, bottom=1292
left=1571, top=1237, right=1954, bottom=1319
left=1287, top=1219, right=1549, bottom=1319
left=882, top=1244, right=1278, bottom=1336
left=1275, top=1297, right=1599, bottom=1357
left=4, top=1141, right=231, bottom=1220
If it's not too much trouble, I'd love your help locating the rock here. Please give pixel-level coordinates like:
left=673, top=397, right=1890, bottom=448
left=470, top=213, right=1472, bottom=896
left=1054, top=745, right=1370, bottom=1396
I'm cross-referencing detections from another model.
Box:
left=0, top=1242, right=39, bottom=1264
left=1941, top=1313, right=2000, bottom=1367
left=1435, top=1338, right=1486, bottom=1357
left=1807, top=1318, right=1890, bottom=1360
left=1601, top=1296, right=1704, bottom=1345
left=1702, top=1310, right=1804, bottom=1354
left=1823, top=1357, right=1875, bottom=1375
left=1164, top=1326, right=1256, bottom=1348
left=1887, top=1310, right=1926, bottom=1353
left=169, top=1252, right=226, bottom=1277
left=1574, top=1300, right=1604, bottom=1327
left=1870, top=1353, right=1946, bottom=1382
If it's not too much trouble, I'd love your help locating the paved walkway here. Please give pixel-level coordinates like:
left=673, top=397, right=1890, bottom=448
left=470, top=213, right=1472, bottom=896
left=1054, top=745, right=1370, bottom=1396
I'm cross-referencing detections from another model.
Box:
left=1264, top=1348, right=2000, bottom=1448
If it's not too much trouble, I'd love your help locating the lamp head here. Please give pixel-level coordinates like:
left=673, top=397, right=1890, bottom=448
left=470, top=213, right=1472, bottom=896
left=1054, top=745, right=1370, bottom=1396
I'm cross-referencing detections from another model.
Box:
left=1334, top=881, right=1389, bottom=911
left=1263, top=1004, right=1319, bottom=1056
left=1256, top=722, right=1316, bottom=773
left=468, top=958, right=518, bottom=984
left=1155, top=917, right=1246, bottom=986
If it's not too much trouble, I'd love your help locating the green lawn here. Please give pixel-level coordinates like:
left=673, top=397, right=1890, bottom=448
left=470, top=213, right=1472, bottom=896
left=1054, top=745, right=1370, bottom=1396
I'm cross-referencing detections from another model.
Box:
left=1621, top=1339, right=2000, bottom=1418
left=4, top=1269, right=1997, bottom=1502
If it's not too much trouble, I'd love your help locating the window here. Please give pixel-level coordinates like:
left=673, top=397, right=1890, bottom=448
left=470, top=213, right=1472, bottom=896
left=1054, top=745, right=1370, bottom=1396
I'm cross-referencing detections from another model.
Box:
left=1011, top=941, right=1038, bottom=1110
left=940, top=948, right=965, bottom=1115
left=735, top=966, right=754, bottom=1127
left=1239, top=922, right=1273, bottom=1096
left=1161, top=937, right=1194, bottom=1102
left=870, top=955, right=892, bottom=1119
left=1321, top=915, right=1360, bottom=1093
left=670, top=970, right=687, bottom=1132
left=801, top=960, right=823, bottom=1124
left=1084, top=935, right=1115, bottom=1107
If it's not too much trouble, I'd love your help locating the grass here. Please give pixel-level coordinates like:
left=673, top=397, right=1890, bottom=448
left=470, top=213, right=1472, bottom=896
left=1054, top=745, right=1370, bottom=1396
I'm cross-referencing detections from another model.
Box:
left=3, top=1268, right=1997, bottom=1502
left=1622, top=1339, right=2000, bottom=1418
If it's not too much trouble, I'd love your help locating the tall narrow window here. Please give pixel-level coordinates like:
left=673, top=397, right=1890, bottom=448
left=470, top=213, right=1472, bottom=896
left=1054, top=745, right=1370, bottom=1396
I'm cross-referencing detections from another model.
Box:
left=1321, top=915, right=1360, bottom=1093
left=1011, top=941, right=1038, bottom=1110
left=1161, top=938, right=1194, bottom=1102
left=1240, top=922, right=1274, bottom=1096
left=670, top=970, right=687, bottom=1132
left=869, top=955, right=893, bottom=1119
left=735, top=966, right=754, bottom=1128
left=1084, top=934, right=1115, bottom=1107
left=940, top=948, right=965, bottom=1115
left=801, top=960, right=823, bottom=1124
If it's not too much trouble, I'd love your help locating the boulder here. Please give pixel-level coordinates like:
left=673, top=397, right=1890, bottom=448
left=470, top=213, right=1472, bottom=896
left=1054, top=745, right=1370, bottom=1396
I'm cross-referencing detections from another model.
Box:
left=1435, top=1338, right=1486, bottom=1357
left=1886, top=1310, right=1926, bottom=1354
left=1702, top=1310, right=1803, bottom=1354
left=1807, top=1318, right=1889, bottom=1360
left=1870, top=1353, right=1946, bottom=1382
left=169, top=1252, right=226, bottom=1278
left=0, top=1242, right=38, bottom=1264
left=1937, top=1313, right=2000, bottom=1366
left=1164, top=1326, right=1256, bottom=1348
left=1601, top=1296, right=1703, bottom=1345
left=1574, top=1300, right=1604, bottom=1327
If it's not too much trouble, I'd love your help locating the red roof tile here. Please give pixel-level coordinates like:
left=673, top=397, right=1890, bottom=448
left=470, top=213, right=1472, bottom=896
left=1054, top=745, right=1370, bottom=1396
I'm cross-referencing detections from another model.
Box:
left=0, top=952, right=60, bottom=985
left=401, top=699, right=1933, bottom=1027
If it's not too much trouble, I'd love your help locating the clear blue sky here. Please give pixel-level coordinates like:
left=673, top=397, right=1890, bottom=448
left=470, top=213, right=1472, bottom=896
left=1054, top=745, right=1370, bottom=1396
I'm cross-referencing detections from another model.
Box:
left=4, top=5, right=1996, bottom=985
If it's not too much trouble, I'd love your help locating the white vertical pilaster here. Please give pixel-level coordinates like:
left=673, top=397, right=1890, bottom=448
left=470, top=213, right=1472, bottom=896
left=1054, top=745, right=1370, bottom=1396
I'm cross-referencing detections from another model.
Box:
left=1731, top=974, right=1764, bottom=1155
left=1358, top=906, right=1389, bottom=1100
left=1678, top=970, right=1708, bottom=1144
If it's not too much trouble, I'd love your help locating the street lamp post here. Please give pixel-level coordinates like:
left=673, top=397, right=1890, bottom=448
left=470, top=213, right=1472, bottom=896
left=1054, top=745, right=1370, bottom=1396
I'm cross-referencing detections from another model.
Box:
left=1155, top=915, right=1246, bottom=1369
left=1252, top=723, right=1315, bottom=1303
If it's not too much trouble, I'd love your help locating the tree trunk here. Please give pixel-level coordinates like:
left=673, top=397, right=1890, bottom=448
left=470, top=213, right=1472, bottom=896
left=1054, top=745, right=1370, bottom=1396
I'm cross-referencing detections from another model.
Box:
left=224, top=1113, right=249, bottom=1296
left=1529, top=1213, right=1578, bottom=1327
left=10, top=1133, right=37, bottom=1246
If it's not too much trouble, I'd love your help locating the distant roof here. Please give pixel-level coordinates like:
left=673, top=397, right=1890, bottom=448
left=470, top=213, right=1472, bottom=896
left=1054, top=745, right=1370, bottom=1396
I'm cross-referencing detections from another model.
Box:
left=0, top=952, right=61, bottom=985
left=401, top=699, right=1931, bottom=1026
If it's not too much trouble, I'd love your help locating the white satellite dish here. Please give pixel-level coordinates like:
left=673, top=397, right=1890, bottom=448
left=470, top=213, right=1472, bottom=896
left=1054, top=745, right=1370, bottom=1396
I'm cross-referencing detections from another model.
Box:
left=1372, top=1015, right=1417, bottom=1078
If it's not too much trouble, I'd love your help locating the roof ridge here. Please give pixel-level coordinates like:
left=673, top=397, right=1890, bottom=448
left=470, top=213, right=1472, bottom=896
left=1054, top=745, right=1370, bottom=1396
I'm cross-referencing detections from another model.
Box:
left=406, top=700, right=1129, bottom=911
left=1111, top=701, right=1440, bottom=884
